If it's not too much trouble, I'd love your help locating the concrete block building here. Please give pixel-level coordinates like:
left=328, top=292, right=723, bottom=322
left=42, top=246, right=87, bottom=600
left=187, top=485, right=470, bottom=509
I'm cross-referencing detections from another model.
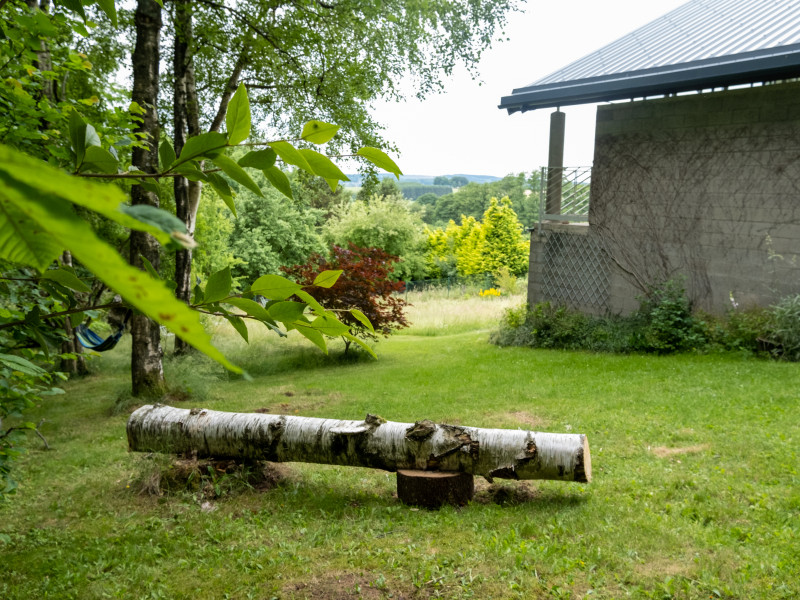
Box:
left=499, top=0, right=800, bottom=315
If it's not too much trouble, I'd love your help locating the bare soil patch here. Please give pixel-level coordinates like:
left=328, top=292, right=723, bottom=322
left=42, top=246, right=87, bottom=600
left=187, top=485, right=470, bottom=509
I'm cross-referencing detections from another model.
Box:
left=507, top=410, right=548, bottom=429
left=650, top=444, right=710, bottom=458
left=282, top=572, right=409, bottom=599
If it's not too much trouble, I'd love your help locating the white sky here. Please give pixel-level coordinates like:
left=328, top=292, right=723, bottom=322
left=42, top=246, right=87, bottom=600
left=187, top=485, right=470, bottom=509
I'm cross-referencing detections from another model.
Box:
left=370, top=0, right=688, bottom=177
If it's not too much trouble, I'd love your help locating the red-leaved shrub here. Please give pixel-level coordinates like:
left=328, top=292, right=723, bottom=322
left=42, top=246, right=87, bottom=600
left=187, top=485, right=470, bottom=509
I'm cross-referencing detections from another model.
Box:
left=281, top=243, right=409, bottom=351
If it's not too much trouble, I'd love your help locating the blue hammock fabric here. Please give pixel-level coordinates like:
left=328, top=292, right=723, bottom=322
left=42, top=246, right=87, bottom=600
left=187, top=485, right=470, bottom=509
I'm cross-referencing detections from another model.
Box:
left=75, top=309, right=131, bottom=352
left=75, top=323, right=125, bottom=352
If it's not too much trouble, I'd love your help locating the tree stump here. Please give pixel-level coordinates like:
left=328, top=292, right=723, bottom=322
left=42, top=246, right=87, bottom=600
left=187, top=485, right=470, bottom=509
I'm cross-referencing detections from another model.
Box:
left=396, top=470, right=474, bottom=509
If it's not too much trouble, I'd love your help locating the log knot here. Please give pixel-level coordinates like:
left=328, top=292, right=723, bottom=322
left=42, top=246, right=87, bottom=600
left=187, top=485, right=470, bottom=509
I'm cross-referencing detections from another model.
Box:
left=405, top=420, right=436, bottom=442
left=365, top=414, right=386, bottom=427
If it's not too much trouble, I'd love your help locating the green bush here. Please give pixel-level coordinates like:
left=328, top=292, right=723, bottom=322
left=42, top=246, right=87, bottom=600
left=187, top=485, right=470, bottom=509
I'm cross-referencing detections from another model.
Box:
left=492, top=283, right=800, bottom=360
left=630, top=280, right=706, bottom=353
left=768, top=294, right=800, bottom=360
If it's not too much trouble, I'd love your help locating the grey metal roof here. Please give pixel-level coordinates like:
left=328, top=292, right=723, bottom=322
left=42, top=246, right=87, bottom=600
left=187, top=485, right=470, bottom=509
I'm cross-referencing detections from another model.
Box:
left=499, top=0, right=800, bottom=114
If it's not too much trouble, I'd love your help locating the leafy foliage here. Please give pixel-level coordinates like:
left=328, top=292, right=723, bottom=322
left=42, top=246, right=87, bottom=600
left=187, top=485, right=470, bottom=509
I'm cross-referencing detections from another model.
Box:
left=424, top=196, right=529, bottom=279
left=767, top=294, right=800, bottom=360
left=492, top=281, right=715, bottom=355
left=421, top=173, right=540, bottom=227
left=630, top=280, right=706, bottom=353
left=322, top=194, right=428, bottom=281
left=282, top=244, right=409, bottom=353
left=228, top=187, right=324, bottom=285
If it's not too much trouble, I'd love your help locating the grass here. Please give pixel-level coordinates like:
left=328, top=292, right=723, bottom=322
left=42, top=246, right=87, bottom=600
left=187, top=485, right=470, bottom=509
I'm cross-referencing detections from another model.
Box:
left=1, top=296, right=799, bottom=599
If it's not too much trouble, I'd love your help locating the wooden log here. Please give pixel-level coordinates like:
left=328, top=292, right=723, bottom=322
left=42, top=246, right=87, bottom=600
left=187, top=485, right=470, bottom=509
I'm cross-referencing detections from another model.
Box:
left=127, top=405, right=591, bottom=483
left=396, top=470, right=474, bottom=508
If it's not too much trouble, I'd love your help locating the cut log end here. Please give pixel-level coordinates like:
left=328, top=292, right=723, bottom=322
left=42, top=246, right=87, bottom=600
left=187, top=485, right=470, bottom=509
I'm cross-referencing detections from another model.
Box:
left=577, top=435, right=592, bottom=484
left=396, top=470, right=474, bottom=509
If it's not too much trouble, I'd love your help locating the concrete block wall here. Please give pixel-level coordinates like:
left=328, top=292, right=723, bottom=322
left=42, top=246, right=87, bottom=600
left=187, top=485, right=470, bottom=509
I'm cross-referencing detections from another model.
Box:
left=583, top=81, right=800, bottom=314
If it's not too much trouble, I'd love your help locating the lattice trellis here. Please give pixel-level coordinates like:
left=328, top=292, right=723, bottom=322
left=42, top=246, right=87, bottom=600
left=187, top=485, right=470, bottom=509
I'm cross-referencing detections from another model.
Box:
left=541, top=232, right=610, bottom=311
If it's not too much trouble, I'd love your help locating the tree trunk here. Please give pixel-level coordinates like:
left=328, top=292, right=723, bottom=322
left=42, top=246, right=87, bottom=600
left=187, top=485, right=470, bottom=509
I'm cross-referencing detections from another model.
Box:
left=130, top=0, right=165, bottom=397
left=127, top=406, right=592, bottom=483
left=172, top=0, right=200, bottom=355
left=57, top=251, right=88, bottom=376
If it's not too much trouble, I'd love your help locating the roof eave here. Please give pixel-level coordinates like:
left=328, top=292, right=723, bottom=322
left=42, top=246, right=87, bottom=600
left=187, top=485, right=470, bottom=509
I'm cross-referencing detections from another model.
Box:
left=499, top=47, right=800, bottom=114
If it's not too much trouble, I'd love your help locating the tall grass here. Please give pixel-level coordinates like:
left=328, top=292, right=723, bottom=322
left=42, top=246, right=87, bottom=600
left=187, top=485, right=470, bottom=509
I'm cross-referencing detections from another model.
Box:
left=400, top=289, right=524, bottom=336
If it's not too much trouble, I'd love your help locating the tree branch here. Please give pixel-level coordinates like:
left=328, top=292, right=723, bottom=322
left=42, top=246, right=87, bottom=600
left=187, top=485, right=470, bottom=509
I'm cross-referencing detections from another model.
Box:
left=209, top=50, right=248, bottom=133
left=0, top=302, right=123, bottom=331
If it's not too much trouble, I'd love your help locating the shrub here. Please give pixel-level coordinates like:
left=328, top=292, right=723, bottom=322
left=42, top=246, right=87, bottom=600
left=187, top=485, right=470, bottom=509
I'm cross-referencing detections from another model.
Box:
left=494, top=266, right=520, bottom=296
left=281, top=243, right=409, bottom=353
left=768, top=294, right=800, bottom=360
left=630, top=280, right=706, bottom=353
left=493, top=281, right=704, bottom=355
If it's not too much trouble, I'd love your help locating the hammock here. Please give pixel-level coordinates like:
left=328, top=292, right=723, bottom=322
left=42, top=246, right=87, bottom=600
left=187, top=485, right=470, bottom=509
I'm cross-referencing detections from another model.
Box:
left=75, top=311, right=131, bottom=352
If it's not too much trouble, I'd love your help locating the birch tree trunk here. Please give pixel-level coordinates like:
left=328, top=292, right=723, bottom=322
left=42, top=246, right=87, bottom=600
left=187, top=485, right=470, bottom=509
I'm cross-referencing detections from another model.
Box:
left=130, top=0, right=165, bottom=397
left=127, top=405, right=591, bottom=483
left=172, top=0, right=200, bottom=356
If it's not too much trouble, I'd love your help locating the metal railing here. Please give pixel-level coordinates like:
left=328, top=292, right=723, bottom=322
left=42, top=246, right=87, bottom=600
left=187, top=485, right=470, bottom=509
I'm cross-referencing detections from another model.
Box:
left=538, top=166, right=592, bottom=233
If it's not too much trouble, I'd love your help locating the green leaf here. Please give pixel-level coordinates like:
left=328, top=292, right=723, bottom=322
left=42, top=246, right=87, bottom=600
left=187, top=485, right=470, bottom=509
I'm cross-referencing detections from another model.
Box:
left=262, top=166, right=293, bottom=200
left=55, top=0, right=86, bottom=21
left=0, top=353, right=46, bottom=376
left=350, top=309, right=374, bottom=333
left=268, top=141, right=313, bottom=173
left=137, top=178, right=163, bottom=200
left=171, top=161, right=207, bottom=182
left=205, top=173, right=236, bottom=215
left=267, top=301, right=307, bottom=323
left=309, top=314, right=350, bottom=337
left=119, top=205, right=189, bottom=240
left=294, top=289, right=327, bottom=315
left=0, top=145, right=176, bottom=248
left=238, top=149, right=276, bottom=170
left=70, top=312, right=85, bottom=328
left=0, top=165, right=242, bottom=374
left=159, top=139, right=176, bottom=171
left=224, top=297, right=271, bottom=321
left=139, top=254, right=160, bottom=280
left=41, top=268, right=91, bottom=293
left=95, top=0, right=118, bottom=26
left=298, top=149, right=349, bottom=182
left=249, top=274, right=301, bottom=300
left=176, top=131, right=227, bottom=164
left=84, top=124, right=100, bottom=149
left=356, top=147, right=402, bottom=179
left=203, top=266, right=232, bottom=304
left=225, top=315, right=249, bottom=343
left=212, top=154, right=262, bottom=197
left=80, top=146, right=119, bottom=174
left=226, top=83, right=251, bottom=146
left=300, top=120, right=339, bottom=145
left=0, top=192, right=64, bottom=271
left=294, top=324, right=327, bottom=354
left=68, top=110, right=87, bottom=165
left=313, top=269, right=342, bottom=288
left=343, top=332, right=377, bottom=358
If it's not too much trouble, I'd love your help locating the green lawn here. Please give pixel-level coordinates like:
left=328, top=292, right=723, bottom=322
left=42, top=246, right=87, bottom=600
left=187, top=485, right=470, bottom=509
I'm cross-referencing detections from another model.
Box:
left=1, top=310, right=799, bottom=599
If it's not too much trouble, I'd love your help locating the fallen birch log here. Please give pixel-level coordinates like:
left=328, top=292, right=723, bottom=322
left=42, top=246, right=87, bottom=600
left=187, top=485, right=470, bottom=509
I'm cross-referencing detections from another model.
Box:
left=127, top=405, right=591, bottom=483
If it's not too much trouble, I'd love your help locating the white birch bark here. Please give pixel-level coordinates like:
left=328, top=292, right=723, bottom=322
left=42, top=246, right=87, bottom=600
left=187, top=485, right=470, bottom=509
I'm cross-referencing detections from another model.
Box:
left=127, top=405, right=591, bottom=483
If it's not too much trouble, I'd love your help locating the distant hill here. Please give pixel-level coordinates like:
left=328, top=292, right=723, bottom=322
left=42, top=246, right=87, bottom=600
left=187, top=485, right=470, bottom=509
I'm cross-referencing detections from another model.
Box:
left=343, top=173, right=501, bottom=187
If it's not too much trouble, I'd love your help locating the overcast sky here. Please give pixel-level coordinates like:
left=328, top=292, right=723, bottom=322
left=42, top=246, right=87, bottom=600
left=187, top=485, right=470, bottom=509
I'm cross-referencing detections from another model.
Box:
left=369, top=0, right=688, bottom=177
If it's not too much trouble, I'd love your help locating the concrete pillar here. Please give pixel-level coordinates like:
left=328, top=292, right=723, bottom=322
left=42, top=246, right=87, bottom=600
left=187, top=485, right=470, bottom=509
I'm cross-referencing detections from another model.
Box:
left=546, top=110, right=565, bottom=215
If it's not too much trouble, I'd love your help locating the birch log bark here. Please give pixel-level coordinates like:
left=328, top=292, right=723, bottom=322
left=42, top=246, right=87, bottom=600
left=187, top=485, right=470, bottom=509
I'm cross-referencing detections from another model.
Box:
left=127, top=405, right=591, bottom=483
